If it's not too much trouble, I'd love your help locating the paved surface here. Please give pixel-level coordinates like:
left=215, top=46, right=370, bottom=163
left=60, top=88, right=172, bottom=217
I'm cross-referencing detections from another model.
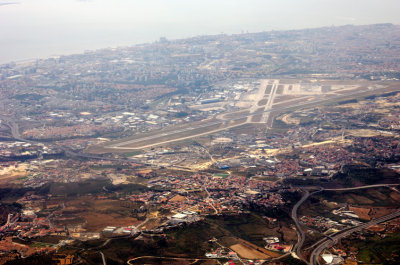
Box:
left=289, top=184, right=400, bottom=264
left=290, top=190, right=311, bottom=263
left=2, top=85, right=393, bottom=152
left=309, top=209, right=400, bottom=265
left=324, top=183, right=400, bottom=191
left=100, top=251, right=107, bottom=265
left=105, top=86, right=382, bottom=150
left=261, top=80, right=279, bottom=124
left=127, top=256, right=212, bottom=265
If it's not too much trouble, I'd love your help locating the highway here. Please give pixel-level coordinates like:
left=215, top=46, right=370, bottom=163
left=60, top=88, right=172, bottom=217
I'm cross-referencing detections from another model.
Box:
left=309, top=209, right=400, bottom=265
left=291, top=190, right=309, bottom=262
left=0, top=115, right=21, bottom=139
left=127, top=256, right=214, bottom=265
left=0, top=115, right=30, bottom=143
left=100, top=251, right=107, bottom=265
left=290, top=189, right=326, bottom=263
left=289, top=184, right=400, bottom=265
left=289, top=184, right=400, bottom=264
left=324, top=183, right=400, bottom=191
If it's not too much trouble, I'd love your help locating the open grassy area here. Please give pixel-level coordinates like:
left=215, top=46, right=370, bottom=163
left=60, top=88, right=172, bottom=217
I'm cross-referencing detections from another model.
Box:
left=319, top=188, right=400, bottom=207
left=355, top=233, right=400, bottom=264
left=53, top=196, right=145, bottom=231
left=206, top=213, right=285, bottom=247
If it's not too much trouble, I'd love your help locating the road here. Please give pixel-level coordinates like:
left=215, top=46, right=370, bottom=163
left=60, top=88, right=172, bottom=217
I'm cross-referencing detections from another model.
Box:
left=136, top=217, right=150, bottom=230
left=204, top=187, right=218, bottom=214
left=0, top=114, right=32, bottom=143
left=100, top=251, right=107, bottom=265
left=324, top=183, right=400, bottom=191
left=309, top=209, right=400, bottom=265
left=0, top=115, right=21, bottom=139
left=290, top=190, right=310, bottom=262
left=289, top=184, right=399, bottom=264
left=291, top=184, right=400, bottom=265
left=127, top=256, right=213, bottom=265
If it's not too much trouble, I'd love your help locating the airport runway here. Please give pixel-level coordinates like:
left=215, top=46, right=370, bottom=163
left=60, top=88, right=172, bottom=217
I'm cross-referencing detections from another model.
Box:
left=103, top=83, right=393, bottom=150
left=260, top=79, right=279, bottom=124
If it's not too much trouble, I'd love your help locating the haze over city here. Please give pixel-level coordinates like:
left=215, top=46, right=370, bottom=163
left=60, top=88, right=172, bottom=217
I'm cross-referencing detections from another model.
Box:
left=0, top=1, right=400, bottom=265
left=1, top=0, right=400, bottom=63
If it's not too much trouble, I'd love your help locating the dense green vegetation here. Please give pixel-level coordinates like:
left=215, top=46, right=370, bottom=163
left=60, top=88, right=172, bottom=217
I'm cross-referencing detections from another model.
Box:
left=334, top=165, right=400, bottom=186
left=356, top=233, right=400, bottom=264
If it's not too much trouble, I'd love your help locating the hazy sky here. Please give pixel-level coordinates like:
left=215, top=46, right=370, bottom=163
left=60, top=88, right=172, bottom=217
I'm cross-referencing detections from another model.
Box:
left=1, top=0, right=399, bottom=63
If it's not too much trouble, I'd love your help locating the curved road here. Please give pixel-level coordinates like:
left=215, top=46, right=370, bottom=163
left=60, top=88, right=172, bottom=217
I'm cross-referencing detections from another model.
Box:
left=290, top=184, right=400, bottom=264
left=290, top=188, right=323, bottom=262
left=100, top=251, right=107, bottom=265
left=291, top=190, right=310, bottom=262
left=309, top=209, right=400, bottom=265
left=289, top=184, right=400, bottom=265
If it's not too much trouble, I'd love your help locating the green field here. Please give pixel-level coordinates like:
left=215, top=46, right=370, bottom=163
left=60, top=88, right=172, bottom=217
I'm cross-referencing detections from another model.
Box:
left=355, top=233, right=400, bottom=264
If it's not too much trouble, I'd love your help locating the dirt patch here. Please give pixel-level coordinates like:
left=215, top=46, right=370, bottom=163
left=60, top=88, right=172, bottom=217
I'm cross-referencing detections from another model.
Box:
left=0, top=165, right=28, bottom=184
left=230, top=243, right=270, bottom=259
left=169, top=195, right=186, bottom=202
left=59, top=198, right=141, bottom=232
left=273, top=95, right=297, bottom=103
left=232, top=237, right=281, bottom=258
left=366, top=190, right=388, bottom=201
left=223, top=110, right=250, bottom=119
left=127, top=257, right=213, bottom=265
left=81, top=212, right=139, bottom=232
left=349, top=194, right=374, bottom=205
left=256, top=107, right=265, bottom=113
left=390, top=192, right=400, bottom=202
left=266, top=111, right=278, bottom=127
left=265, top=85, right=272, bottom=95
left=258, top=99, right=268, bottom=106
left=278, top=226, right=297, bottom=242
left=276, top=85, right=284, bottom=94
left=280, top=114, right=300, bottom=125
left=251, top=114, right=263, bottom=123
left=346, top=129, right=393, bottom=137
left=369, top=207, right=396, bottom=219
left=349, top=206, right=371, bottom=220
left=139, top=218, right=164, bottom=230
